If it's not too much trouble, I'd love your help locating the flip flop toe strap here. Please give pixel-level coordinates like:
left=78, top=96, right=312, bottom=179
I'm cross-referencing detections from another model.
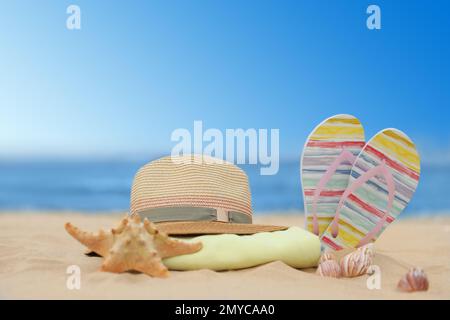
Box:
left=311, top=149, right=357, bottom=235
left=330, top=160, right=396, bottom=247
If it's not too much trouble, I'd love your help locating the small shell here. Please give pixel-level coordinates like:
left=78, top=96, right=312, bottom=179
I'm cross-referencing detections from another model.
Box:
left=319, top=251, right=337, bottom=264
left=316, top=260, right=342, bottom=278
left=397, top=268, right=429, bottom=292
left=340, top=244, right=374, bottom=278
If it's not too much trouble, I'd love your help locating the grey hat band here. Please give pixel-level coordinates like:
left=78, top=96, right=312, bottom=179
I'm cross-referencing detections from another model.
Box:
left=136, top=207, right=252, bottom=224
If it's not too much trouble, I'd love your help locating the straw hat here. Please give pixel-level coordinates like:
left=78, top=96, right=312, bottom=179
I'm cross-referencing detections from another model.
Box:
left=130, top=154, right=287, bottom=235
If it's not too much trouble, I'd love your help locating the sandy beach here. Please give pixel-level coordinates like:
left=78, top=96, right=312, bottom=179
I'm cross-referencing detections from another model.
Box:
left=0, top=211, right=449, bottom=300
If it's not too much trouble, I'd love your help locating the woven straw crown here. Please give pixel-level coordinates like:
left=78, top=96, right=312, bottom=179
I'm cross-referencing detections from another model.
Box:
left=131, top=154, right=252, bottom=217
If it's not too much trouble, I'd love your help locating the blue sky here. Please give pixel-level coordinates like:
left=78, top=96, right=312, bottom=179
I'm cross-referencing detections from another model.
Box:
left=1, top=0, right=449, bottom=163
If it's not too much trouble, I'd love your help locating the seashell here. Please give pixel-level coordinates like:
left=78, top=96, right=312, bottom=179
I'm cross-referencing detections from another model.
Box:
left=319, top=251, right=337, bottom=264
left=65, top=214, right=202, bottom=277
left=397, top=267, right=429, bottom=292
left=316, top=259, right=342, bottom=278
left=340, top=244, right=374, bottom=278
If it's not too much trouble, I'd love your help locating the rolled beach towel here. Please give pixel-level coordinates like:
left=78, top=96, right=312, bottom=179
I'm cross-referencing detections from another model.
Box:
left=163, top=227, right=321, bottom=271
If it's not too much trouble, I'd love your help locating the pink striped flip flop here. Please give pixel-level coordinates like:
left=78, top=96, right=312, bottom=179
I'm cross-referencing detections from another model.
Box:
left=320, top=128, right=421, bottom=250
left=300, top=114, right=365, bottom=237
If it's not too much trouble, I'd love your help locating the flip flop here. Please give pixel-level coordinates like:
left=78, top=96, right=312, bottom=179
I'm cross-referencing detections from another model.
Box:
left=301, top=114, right=365, bottom=237
left=320, top=128, right=421, bottom=251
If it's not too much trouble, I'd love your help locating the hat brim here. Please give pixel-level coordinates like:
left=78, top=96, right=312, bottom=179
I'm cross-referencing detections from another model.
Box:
left=155, top=221, right=288, bottom=235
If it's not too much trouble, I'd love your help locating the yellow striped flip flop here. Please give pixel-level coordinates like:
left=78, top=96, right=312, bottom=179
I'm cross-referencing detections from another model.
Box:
left=300, top=114, right=365, bottom=237
left=320, top=128, right=421, bottom=250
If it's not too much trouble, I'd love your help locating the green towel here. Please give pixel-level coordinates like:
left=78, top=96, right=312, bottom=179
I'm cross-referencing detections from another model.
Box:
left=163, top=227, right=321, bottom=271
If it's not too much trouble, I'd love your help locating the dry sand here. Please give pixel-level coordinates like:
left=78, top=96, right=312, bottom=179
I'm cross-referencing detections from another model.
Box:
left=0, top=211, right=449, bottom=299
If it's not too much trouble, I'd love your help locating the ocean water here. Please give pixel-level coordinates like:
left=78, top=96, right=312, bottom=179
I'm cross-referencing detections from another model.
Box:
left=0, top=160, right=449, bottom=217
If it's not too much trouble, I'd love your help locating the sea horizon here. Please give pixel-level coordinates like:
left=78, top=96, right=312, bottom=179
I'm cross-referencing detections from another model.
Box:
left=1, top=158, right=449, bottom=217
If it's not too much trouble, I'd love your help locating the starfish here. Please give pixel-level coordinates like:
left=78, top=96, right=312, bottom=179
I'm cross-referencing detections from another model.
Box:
left=65, top=215, right=202, bottom=277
